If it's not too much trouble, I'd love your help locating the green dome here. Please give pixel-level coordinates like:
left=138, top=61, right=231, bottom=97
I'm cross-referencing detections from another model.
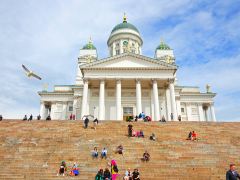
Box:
left=156, top=41, right=171, bottom=50
left=82, top=41, right=96, bottom=50
left=111, top=21, right=139, bottom=34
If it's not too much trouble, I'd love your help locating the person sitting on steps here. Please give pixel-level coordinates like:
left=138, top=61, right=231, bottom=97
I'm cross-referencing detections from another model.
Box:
left=141, top=150, right=150, bottom=162
left=57, top=161, right=66, bottom=176
left=226, top=163, right=240, bottom=180
left=23, top=115, right=27, bottom=121
left=132, top=168, right=140, bottom=180
left=69, top=162, right=79, bottom=176
left=101, top=147, right=107, bottom=159
left=124, top=168, right=132, bottom=180
left=134, top=115, right=138, bottom=122
left=138, top=130, right=144, bottom=138
left=95, top=169, right=104, bottom=180
left=103, top=168, right=111, bottom=180
left=115, top=144, right=123, bottom=155
left=191, top=131, right=198, bottom=141
left=150, top=133, right=156, bottom=141
left=46, top=115, right=51, bottom=120
left=178, top=115, right=181, bottom=121
left=160, top=115, right=166, bottom=122
left=186, top=131, right=192, bottom=140
left=92, top=147, right=98, bottom=158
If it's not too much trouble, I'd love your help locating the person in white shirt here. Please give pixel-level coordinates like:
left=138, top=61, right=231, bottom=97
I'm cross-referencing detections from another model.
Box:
left=101, top=147, right=107, bottom=159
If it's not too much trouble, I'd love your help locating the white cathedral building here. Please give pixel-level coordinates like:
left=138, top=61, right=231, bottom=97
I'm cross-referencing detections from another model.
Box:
left=39, top=15, right=216, bottom=122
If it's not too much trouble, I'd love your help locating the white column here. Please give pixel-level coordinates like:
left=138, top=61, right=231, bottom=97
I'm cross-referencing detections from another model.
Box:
left=50, top=103, right=55, bottom=119
left=165, top=88, right=171, bottom=121
left=136, top=80, right=142, bottom=115
left=176, top=100, right=181, bottom=117
left=152, top=80, right=160, bottom=121
left=120, top=40, right=123, bottom=54
left=40, top=102, right=47, bottom=120
left=169, top=79, right=177, bottom=121
left=116, top=80, right=122, bottom=120
left=81, top=80, right=88, bottom=118
left=198, top=104, right=204, bottom=121
left=73, top=98, right=77, bottom=117
left=210, top=104, right=216, bottom=122
left=112, top=42, right=116, bottom=56
left=98, top=80, right=105, bottom=120
left=186, top=104, right=192, bottom=121
left=150, top=88, right=155, bottom=119
left=62, top=103, right=67, bottom=120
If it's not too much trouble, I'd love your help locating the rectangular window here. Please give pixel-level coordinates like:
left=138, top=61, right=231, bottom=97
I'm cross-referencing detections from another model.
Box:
left=69, top=106, right=73, bottom=111
left=191, top=107, right=198, bottom=115
left=116, top=50, right=120, bottom=55
left=181, top=108, right=184, bottom=113
left=123, top=107, right=133, bottom=115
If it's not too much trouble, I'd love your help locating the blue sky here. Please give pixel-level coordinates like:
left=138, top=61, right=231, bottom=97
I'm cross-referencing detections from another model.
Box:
left=0, top=0, right=239, bottom=121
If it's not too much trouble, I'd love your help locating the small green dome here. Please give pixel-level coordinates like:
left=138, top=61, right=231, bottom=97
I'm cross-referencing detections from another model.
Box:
left=82, top=41, right=96, bottom=50
left=156, top=41, right=171, bottom=50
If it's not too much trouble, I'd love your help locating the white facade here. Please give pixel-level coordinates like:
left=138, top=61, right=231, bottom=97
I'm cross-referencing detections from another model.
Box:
left=39, top=16, right=216, bottom=121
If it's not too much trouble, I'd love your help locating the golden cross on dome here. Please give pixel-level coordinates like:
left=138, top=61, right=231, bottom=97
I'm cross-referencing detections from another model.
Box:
left=123, top=12, right=127, bottom=23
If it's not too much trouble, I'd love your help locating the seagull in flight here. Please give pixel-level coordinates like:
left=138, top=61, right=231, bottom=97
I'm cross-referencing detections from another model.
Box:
left=22, top=64, right=42, bottom=80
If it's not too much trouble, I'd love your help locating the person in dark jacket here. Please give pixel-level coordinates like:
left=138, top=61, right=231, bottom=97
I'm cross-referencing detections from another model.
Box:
left=84, top=117, right=89, bottom=128
left=128, top=124, right=133, bottom=137
left=46, top=115, right=51, bottom=120
left=28, top=114, right=33, bottom=121
left=226, top=164, right=240, bottom=180
left=103, top=168, right=111, bottom=180
left=95, top=169, right=104, bottom=180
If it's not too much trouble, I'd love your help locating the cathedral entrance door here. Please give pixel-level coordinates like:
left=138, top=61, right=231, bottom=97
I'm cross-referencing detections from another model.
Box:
left=123, top=107, right=133, bottom=121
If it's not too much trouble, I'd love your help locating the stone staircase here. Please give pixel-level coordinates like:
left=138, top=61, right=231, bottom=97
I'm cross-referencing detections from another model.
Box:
left=0, top=120, right=239, bottom=180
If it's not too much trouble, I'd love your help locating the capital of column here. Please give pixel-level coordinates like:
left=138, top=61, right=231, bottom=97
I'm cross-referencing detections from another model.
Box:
left=73, top=96, right=80, bottom=100
left=99, top=79, right=105, bottom=84
left=136, top=79, right=141, bottom=83
left=83, top=78, right=89, bottom=84
left=209, top=102, right=214, bottom=106
left=116, top=79, right=121, bottom=84
left=152, top=79, right=157, bottom=84
left=168, top=78, right=175, bottom=84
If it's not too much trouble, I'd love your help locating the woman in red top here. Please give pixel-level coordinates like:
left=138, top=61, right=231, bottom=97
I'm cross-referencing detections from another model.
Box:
left=191, top=131, right=197, bottom=141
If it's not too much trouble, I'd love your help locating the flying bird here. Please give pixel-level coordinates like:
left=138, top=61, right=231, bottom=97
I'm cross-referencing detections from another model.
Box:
left=22, top=64, right=42, bottom=80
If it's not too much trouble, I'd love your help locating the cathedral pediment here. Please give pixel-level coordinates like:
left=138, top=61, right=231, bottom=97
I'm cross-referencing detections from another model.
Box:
left=81, top=53, right=177, bottom=70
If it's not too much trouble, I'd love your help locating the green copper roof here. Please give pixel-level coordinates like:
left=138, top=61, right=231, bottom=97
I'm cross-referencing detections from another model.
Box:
left=156, top=41, right=171, bottom=50
left=111, top=15, right=139, bottom=34
left=82, top=41, right=96, bottom=50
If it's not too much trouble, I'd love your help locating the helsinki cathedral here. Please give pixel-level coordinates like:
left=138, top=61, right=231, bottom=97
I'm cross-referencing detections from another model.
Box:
left=39, top=14, right=216, bottom=122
